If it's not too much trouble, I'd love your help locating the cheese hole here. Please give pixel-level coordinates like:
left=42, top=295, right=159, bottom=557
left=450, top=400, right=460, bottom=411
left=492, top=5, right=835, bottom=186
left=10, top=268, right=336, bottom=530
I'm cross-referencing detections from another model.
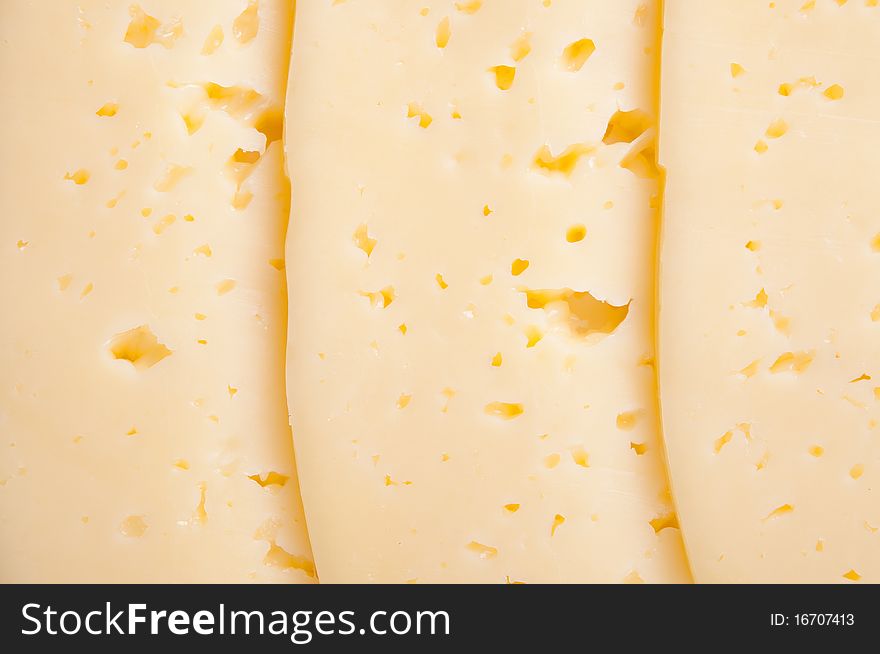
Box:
left=765, top=119, right=788, bottom=139
left=714, top=431, right=733, bottom=453
left=809, top=445, right=824, bottom=457
left=544, top=453, right=561, bottom=469
left=524, top=325, right=543, bottom=348
left=620, top=139, right=659, bottom=178
left=120, top=515, right=148, bottom=538
left=510, top=33, right=531, bottom=61
left=64, top=169, right=90, bottom=185
left=533, top=143, right=594, bottom=177
left=397, top=394, right=412, bottom=409
left=108, top=325, right=172, bottom=370
left=763, top=504, right=794, bottom=521
left=570, top=446, right=589, bottom=467
left=491, top=352, right=503, bottom=367
left=489, top=65, right=516, bottom=91
left=630, top=442, right=647, bottom=455
left=216, top=279, right=237, bottom=296
left=524, top=288, right=630, bottom=339
left=746, top=288, right=768, bottom=309
left=96, top=102, right=119, bottom=117
left=550, top=514, right=565, bottom=536
left=359, top=286, right=395, bottom=308
left=616, top=411, right=638, bottom=430
left=153, top=214, right=176, bottom=235
left=754, top=140, right=768, bottom=154
left=769, top=351, right=815, bottom=374
left=248, top=472, right=289, bottom=488
left=268, top=259, right=284, bottom=271
left=561, top=38, right=596, bottom=72
left=511, top=259, right=529, bottom=276
left=353, top=224, right=377, bottom=257
left=484, top=402, right=524, bottom=420
left=602, top=109, right=652, bottom=145
left=843, top=569, right=861, bottom=582
left=730, top=63, right=746, bottom=78
left=566, top=225, right=586, bottom=243
left=407, top=103, right=433, bottom=128
left=181, top=111, right=205, bottom=135
left=232, top=189, right=253, bottom=210
left=504, top=503, right=520, bottom=513
left=849, top=464, right=864, bottom=480
left=263, top=541, right=316, bottom=577
left=254, top=107, right=284, bottom=145
left=193, top=244, right=212, bottom=257
left=124, top=5, right=182, bottom=49
left=465, top=541, right=498, bottom=559
left=436, top=17, right=451, bottom=48
left=201, top=25, right=224, bottom=55
left=455, top=1, right=482, bottom=13
left=233, top=0, right=260, bottom=44
left=649, top=512, right=679, bottom=533
left=823, top=84, right=845, bottom=101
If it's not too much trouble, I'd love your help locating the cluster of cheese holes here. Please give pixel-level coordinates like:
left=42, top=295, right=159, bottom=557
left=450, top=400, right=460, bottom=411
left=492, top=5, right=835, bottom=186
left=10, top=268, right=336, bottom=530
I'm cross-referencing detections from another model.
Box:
left=778, top=76, right=845, bottom=101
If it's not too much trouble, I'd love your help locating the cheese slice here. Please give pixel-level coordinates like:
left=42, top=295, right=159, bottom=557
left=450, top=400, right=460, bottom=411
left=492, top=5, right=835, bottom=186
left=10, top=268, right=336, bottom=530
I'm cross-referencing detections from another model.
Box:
left=286, top=0, right=690, bottom=583
left=659, top=0, right=880, bottom=582
left=0, top=0, right=314, bottom=582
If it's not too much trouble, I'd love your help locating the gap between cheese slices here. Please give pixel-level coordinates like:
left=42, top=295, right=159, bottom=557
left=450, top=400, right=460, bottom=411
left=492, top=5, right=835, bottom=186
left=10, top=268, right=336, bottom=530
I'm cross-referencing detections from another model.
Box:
left=659, top=0, right=880, bottom=583
left=285, top=0, right=691, bottom=583
left=0, top=0, right=314, bottom=582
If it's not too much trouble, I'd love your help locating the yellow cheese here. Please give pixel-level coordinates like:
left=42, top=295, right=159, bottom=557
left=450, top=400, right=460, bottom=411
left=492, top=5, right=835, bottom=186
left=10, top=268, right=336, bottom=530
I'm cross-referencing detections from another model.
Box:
left=659, top=0, right=880, bottom=582
left=286, top=0, right=689, bottom=583
left=0, top=0, right=314, bottom=582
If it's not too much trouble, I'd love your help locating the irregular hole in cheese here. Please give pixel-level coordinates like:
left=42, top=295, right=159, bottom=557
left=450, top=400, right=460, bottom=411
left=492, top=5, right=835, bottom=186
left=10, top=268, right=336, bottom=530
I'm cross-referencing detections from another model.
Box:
left=285, top=0, right=690, bottom=583
left=108, top=325, right=173, bottom=370
left=659, top=0, right=880, bottom=583
left=523, top=288, right=631, bottom=341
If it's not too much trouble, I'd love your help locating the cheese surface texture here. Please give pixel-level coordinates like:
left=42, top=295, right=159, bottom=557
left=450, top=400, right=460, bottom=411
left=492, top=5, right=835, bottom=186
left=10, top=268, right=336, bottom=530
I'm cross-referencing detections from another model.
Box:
left=659, top=0, right=880, bottom=582
left=0, top=0, right=314, bottom=582
left=286, top=0, right=690, bottom=583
